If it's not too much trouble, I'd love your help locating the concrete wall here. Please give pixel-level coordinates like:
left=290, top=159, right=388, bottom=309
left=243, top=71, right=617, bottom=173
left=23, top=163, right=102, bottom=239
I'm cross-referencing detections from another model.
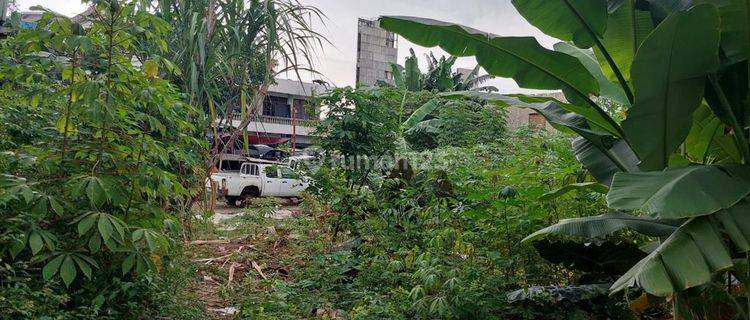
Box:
left=356, top=18, right=398, bottom=87
left=505, top=91, right=567, bottom=131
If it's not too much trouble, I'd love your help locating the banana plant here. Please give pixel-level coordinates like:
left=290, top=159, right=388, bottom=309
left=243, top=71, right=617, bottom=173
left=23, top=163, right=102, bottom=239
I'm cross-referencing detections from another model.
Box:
left=387, top=48, right=498, bottom=93
left=380, top=0, right=750, bottom=305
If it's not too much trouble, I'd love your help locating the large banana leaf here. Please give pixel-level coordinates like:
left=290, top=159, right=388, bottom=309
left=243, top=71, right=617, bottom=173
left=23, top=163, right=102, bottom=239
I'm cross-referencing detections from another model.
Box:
left=377, top=16, right=624, bottom=134
left=441, top=91, right=622, bottom=139
left=390, top=63, right=406, bottom=90
left=695, top=0, right=749, bottom=64
left=572, top=137, right=639, bottom=186
left=440, top=91, right=636, bottom=182
left=539, top=182, right=608, bottom=201
left=523, top=212, right=677, bottom=242
left=607, top=164, right=750, bottom=219
left=611, top=203, right=750, bottom=296
left=405, top=119, right=442, bottom=135
left=526, top=102, right=615, bottom=150
left=404, top=49, right=422, bottom=91
left=532, top=239, right=646, bottom=276
left=402, top=98, right=440, bottom=130
left=685, top=103, right=741, bottom=163
left=378, top=17, right=598, bottom=95
left=595, top=0, right=654, bottom=84
left=554, top=42, right=629, bottom=106
left=622, top=4, right=722, bottom=171
left=688, top=0, right=750, bottom=64
left=705, top=60, right=750, bottom=130
left=510, top=0, right=607, bottom=49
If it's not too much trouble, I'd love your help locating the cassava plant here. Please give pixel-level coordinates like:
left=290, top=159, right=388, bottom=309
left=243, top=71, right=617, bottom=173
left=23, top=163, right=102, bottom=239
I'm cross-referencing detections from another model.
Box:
left=0, top=1, right=203, bottom=316
left=381, top=0, right=750, bottom=317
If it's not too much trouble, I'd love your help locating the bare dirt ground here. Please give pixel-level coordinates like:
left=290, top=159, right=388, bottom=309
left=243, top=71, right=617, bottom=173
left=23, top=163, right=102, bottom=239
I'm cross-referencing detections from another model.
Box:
left=187, top=200, right=302, bottom=319
left=211, top=201, right=300, bottom=225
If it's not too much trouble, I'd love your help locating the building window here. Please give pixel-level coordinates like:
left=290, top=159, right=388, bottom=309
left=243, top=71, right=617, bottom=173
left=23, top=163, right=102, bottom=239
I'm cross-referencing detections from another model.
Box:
left=385, top=70, right=393, bottom=80
left=263, top=96, right=291, bottom=118
left=385, top=33, right=395, bottom=48
left=293, top=99, right=310, bottom=120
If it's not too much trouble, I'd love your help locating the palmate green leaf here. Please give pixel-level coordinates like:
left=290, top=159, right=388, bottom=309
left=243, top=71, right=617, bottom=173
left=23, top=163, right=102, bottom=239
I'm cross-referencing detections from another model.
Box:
left=77, top=213, right=97, bottom=236
left=612, top=203, right=750, bottom=296
left=72, top=255, right=92, bottom=280
left=75, top=211, right=127, bottom=244
left=9, top=237, right=26, bottom=259
left=70, top=175, right=109, bottom=207
left=523, top=212, right=677, bottom=242
left=28, top=231, right=43, bottom=255
left=539, top=182, right=608, bottom=201
left=623, top=4, right=721, bottom=171
left=43, top=254, right=64, bottom=281
left=378, top=16, right=601, bottom=105
left=511, top=0, right=607, bottom=49
left=97, top=215, right=114, bottom=242
left=88, top=235, right=101, bottom=253
left=607, top=165, right=750, bottom=219
left=49, top=197, right=64, bottom=216
left=122, top=254, right=135, bottom=275
left=59, top=255, right=76, bottom=287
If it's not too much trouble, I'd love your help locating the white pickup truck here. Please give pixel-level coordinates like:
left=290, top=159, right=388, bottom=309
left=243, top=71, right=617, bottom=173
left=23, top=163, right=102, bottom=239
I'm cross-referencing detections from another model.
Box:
left=208, top=159, right=309, bottom=207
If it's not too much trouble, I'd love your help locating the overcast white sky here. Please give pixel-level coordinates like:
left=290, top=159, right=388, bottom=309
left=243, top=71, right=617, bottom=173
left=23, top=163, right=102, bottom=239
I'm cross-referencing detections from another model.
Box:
left=15, top=0, right=557, bottom=93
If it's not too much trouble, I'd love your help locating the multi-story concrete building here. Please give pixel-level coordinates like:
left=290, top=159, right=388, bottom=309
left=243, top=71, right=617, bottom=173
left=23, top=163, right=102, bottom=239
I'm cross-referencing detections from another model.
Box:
left=356, top=18, right=398, bottom=87
left=229, top=79, right=326, bottom=148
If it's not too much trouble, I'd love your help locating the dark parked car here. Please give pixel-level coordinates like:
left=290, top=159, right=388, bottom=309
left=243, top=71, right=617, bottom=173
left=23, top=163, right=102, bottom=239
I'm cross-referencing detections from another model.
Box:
left=249, top=144, right=289, bottom=162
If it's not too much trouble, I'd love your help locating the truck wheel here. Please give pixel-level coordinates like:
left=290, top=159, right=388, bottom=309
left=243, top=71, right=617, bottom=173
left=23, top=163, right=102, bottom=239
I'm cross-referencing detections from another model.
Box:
left=226, top=196, right=240, bottom=207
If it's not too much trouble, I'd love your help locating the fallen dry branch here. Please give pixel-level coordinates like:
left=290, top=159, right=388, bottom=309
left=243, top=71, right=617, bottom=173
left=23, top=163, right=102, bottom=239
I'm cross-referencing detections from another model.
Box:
left=252, top=261, right=268, bottom=280
left=192, top=253, right=232, bottom=264
left=227, top=262, right=240, bottom=284
left=186, top=239, right=231, bottom=245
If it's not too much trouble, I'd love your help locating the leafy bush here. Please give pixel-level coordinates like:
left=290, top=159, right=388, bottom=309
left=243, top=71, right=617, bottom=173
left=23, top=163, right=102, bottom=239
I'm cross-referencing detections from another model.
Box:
left=0, top=2, right=205, bottom=318
left=240, top=129, right=624, bottom=319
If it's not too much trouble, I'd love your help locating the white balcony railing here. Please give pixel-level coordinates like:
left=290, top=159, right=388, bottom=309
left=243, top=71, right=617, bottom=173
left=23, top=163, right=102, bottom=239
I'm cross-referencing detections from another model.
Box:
left=230, top=114, right=318, bottom=128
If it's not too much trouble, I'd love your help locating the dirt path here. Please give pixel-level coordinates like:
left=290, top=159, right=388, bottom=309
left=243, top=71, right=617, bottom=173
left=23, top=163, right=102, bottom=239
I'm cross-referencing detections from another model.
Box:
left=187, top=201, right=301, bottom=319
